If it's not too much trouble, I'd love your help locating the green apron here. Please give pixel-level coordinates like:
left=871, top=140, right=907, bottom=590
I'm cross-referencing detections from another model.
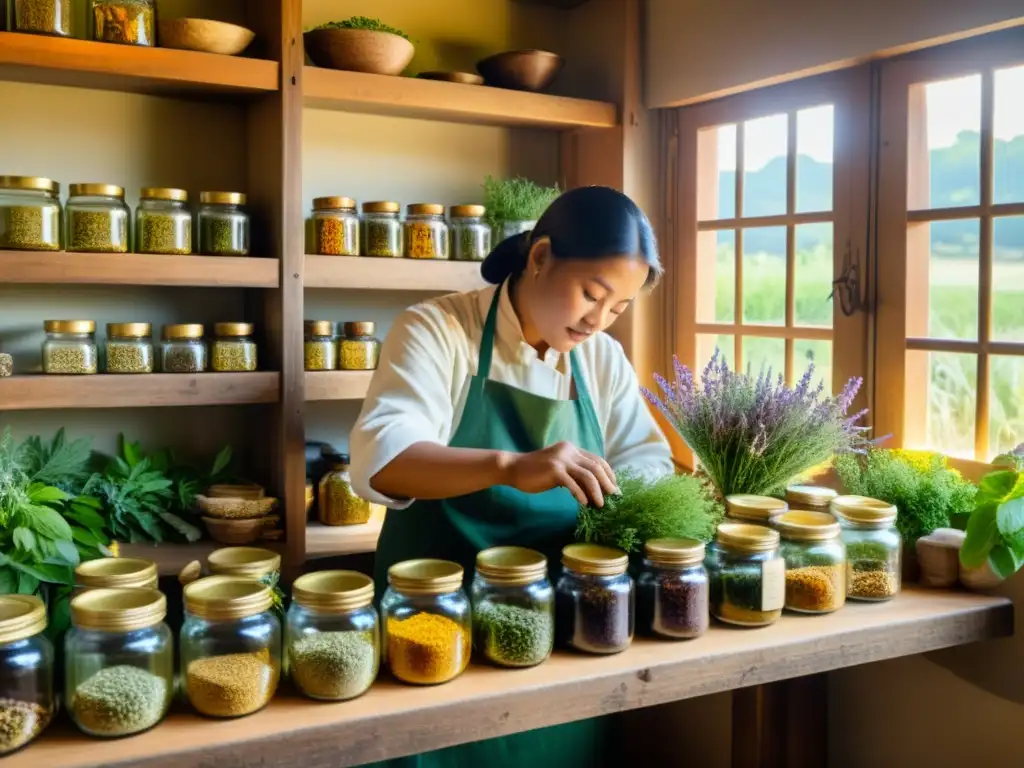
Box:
left=366, top=284, right=611, bottom=768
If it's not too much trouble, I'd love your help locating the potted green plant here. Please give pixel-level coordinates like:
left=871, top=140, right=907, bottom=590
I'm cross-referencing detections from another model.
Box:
left=958, top=444, right=1024, bottom=589
left=483, top=176, right=560, bottom=243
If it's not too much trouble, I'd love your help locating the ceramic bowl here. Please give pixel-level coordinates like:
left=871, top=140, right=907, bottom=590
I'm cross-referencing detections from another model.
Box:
left=476, top=49, right=564, bottom=92
left=158, top=18, right=255, bottom=56
left=304, top=28, right=414, bottom=75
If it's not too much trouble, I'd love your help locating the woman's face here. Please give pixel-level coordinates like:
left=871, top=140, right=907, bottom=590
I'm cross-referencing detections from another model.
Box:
left=520, top=240, right=650, bottom=354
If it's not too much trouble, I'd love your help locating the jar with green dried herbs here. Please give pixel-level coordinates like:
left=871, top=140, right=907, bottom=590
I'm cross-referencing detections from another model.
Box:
left=360, top=201, right=402, bottom=258
left=339, top=321, right=380, bottom=371
left=136, top=187, right=191, bottom=255
left=161, top=324, right=206, bottom=373
left=66, top=588, right=173, bottom=737
left=42, top=320, right=98, bottom=375
left=66, top=183, right=130, bottom=253
left=304, top=320, right=337, bottom=371
left=776, top=510, right=846, bottom=614
left=555, top=544, right=634, bottom=654
left=404, top=203, right=449, bottom=260
left=0, top=595, right=54, bottom=756
left=88, top=0, right=154, bottom=45
left=831, top=495, right=901, bottom=602
left=450, top=204, right=491, bottom=262
left=12, top=0, right=72, bottom=36
left=312, top=196, right=359, bottom=256
left=636, top=538, right=709, bottom=640
left=724, top=494, right=788, bottom=528
left=105, top=322, right=154, bottom=374
left=318, top=452, right=372, bottom=526
left=706, top=523, right=785, bottom=627
left=211, top=322, right=258, bottom=372
left=198, top=192, right=249, bottom=256
left=0, top=176, right=61, bottom=251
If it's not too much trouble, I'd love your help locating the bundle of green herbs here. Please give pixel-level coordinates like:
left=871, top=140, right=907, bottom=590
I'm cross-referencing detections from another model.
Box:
left=482, top=176, right=560, bottom=233
left=576, top=471, right=722, bottom=554
left=311, top=16, right=410, bottom=40
left=834, top=448, right=976, bottom=544
left=644, top=351, right=869, bottom=498
left=959, top=444, right=1024, bottom=579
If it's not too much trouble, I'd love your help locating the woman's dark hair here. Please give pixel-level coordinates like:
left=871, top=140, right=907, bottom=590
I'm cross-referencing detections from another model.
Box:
left=481, top=185, right=661, bottom=287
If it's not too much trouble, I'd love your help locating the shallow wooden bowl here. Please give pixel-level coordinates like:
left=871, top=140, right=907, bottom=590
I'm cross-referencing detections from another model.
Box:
left=158, top=18, right=255, bottom=56
left=476, top=49, right=564, bottom=92
left=197, top=494, right=277, bottom=520
left=417, top=71, right=484, bottom=86
left=304, top=28, right=414, bottom=76
left=202, top=516, right=276, bottom=545
left=207, top=483, right=265, bottom=501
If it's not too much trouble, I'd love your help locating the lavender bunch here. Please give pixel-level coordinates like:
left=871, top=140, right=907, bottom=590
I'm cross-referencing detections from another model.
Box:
left=644, top=350, right=869, bottom=498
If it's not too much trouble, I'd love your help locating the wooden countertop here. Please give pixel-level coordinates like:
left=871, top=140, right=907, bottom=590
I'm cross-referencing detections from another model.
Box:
left=14, top=588, right=1012, bottom=768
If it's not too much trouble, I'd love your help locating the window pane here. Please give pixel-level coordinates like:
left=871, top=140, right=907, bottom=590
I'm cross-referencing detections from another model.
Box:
left=794, top=339, right=832, bottom=394
left=993, top=216, right=1024, bottom=342
left=697, top=230, right=736, bottom=323
left=916, top=350, right=977, bottom=459
left=743, top=113, right=788, bottom=217
left=742, top=226, right=786, bottom=325
left=794, top=222, right=833, bottom=327
left=911, top=75, right=981, bottom=210
left=924, top=219, right=979, bottom=340
left=698, top=334, right=735, bottom=372
left=796, top=105, right=834, bottom=213
left=743, top=336, right=786, bottom=379
left=990, top=355, right=1024, bottom=459
left=994, top=65, right=1024, bottom=205
left=697, top=124, right=737, bottom=220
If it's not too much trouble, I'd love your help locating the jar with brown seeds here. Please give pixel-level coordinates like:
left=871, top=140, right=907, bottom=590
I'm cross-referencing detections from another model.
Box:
left=339, top=321, right=380, bottom=371
left=359, top=201, right=402, bottom=258
left=42, top=320, right=98, bottom=375
left=404, top=203, right=449, bottom=259
left=66, top=183, right=130, bottom=253
left=304, top=320, right=337, bottom=371
left=136, top=188, right=192, bottom=255
left=777, top=511, right=846, bottom=614
left=105, top=323, right=154, bottom=374
left=198, top=192, right=249, bottom=256
left=211, top=322, right=258, bottom=372
left=0, top=596, right=54, bottom=756
left=555, top=544, right=634, bottom=654
left=0, top=176, right=62, bottom=251
left=12, top=0, right=73, bottom=37
left=88, top=0, right=154, bottom=46
left=831, top=496, right=901, bottom=602
left=161, top=324, right=206, bottom=373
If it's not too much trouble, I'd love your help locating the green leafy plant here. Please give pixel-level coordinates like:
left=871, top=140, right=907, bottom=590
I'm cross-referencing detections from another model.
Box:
left=312, top=16, right=410, bottom=40
left=483, top=176, right=561, bottom=231
left=834, top=449, right=977, bottom=544
left=576, top=471, right=723, bottom=554
left=959, top=444, right=1024, bottom=579
left=150, top=445, right=234, bottom=519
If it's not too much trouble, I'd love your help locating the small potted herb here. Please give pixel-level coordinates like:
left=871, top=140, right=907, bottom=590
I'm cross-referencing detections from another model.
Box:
left=304, top=16, right=414, bottom=76
left=483, top=176, right=560, bottom=244
left=958, top=444, right=1024, bottom=589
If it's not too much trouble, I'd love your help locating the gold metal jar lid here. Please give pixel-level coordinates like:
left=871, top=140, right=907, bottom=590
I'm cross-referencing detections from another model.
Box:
left=644, top=537, right=706, bottom=567
left=163, top=323, right=205, bottom=340
left=305, top=320, right=335, bottom=336
left=292, top=570, right=374, bottom=613
left=831, top=495, right=897, bottom=528
left=715, top=522, right=780, bottom=553
left=141, top=187, right=188, bottom=202
left=200, top=191, right=246, bottom=205
left=44, top=320, right=96, bottom=334
left=71, top=588, right=166, bottom=632
left=476, top=546, right=547, bottom=586
left=343, top=321, right=375, bottom=337
left=214, top=322, right=254, bottom=337
left=184, top=576, right=273, bottom=621
left=69, top=183, right=125, bottom=198
left=449, top=204, right=485, bottom=218
left=725, top=494, right=788, bottom=522
left=388, top=559, right=463, bottom=596
left=407, top=203, right=444, bottom=216
left=786, top=485, right=839, bottom=508
left=362, top=201, right=400, bottom=214
left=561, top=543, right=628, bottom=576
left=775, top=510, right=841, bottom=542
left=107, top=322, right=152, bottom=338
left=76, top=557, right=158, bottom=589
left=0, top=175, right=58, bottom=193
left=207, top=546, right=281, bottom=579
left=313, top=196, right=356, bottom=211
left=0, top=595, right=47, bottom=645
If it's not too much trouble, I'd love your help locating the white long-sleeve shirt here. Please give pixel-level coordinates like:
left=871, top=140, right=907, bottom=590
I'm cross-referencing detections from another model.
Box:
left=349, top=282, right=674, bottom=508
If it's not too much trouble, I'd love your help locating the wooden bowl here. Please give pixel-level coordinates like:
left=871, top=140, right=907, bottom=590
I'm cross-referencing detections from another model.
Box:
left=304, top=28, right=414, bottom=76
left=477, top=49, right=564, bottom=92
left=196, top=494, right=278, bottom=520
left=202, top=516, right=277, bottom=545
left=158, top=18, right=255, bottom=56
left=207, top=483, right=264, bottom=501
left=417, top=71, right=484, bottom=86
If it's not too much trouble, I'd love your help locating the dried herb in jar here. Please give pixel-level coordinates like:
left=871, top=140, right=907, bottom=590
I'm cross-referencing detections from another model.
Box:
left=138, top=215, right=190, bottom=255
left=71, top=665, right=167, bottom=736
left=43, top=346, right=97, bottom=375
left=162, top=346, right=205, bottom=373
left=637, top=576, right=708, bottom=639
left=91, top=0, right=154, bottom=46
left=709, top=565, right=781, bottom=625
left=456, top=226, right=489, bottom=262
left=556, top=583, right=631, bottom=653
left=0, top=354, right=12, bottom=379
left=314, top=217, right=358, bottom=256
left=304, top=339, right=336, bottom=371
left=212, top=341, right=257, bottom=372
left=0, top=698, right=51, bottom=753
left=0, top=206, right=61, bottom=251
left=785, top=564, right=845, bottom=612
left=289, top=630, right=376, bottom=700
left=106, top=343, right=153, bottom=374
left=185, top=650, right=279, bottom=718
left=386, top=612, right=469, bottom=685
left=845, top=540, right=899, bottom=600
left=473, top=602, right=552, bottom=667
left=405, top=223, right=447, bottom=259
left=13, top=0, right=72, bottom=36
left=68, top=210, right=128, bottom=253
left=200, top=218, right=247, bottom=256
left=361, top=219, right=401, bottom=258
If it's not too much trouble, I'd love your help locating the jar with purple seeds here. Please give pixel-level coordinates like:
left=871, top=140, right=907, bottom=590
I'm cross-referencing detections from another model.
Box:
left=554, top=544, right=633, bottom=654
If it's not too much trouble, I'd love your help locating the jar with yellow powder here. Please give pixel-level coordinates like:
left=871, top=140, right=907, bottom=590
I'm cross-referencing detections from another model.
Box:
left=311, top=196, right=359, bottom=256
left=403, top=203, right=449, bottom=260
left=339, top=321, right=380, bottom=371
left=318, top=451, right=372, bottom=526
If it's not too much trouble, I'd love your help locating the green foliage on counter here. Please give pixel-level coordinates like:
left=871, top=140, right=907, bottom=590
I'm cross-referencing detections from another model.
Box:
left=483, top=176, right=561, bottom=233
left=960, top=445, right=1024, bottom=579
left=312, top=16, right=410, bottom=40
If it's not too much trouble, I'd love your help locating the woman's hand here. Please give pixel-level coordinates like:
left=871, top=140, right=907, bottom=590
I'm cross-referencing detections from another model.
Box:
left=503, top=441, right=619, bottom=507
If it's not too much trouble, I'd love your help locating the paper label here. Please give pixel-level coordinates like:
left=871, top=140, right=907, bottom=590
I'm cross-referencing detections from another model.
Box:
left=761, top=558, right=785, bottom=612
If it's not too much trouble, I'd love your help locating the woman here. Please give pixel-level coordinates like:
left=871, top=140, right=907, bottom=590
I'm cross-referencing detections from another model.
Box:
left=349, top=186, right=674, bottom=767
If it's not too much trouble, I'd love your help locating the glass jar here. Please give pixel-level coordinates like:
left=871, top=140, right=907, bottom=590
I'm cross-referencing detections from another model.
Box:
left=318, top=451, right=372, bottom=526
left=786, top=485, right=838, bottom=514
left=12, top=0, right=72, bottom=36
left=198, top=192, right=249, bottom=256
left=181, top=576, right=281, bottom=718
left=312, top=196, right=359, bottom=256
left=136, top=187, right=191, bottom=255
left=286, top=571, right=379, bottom=701
left=207, top=547, right=284, bottom=618
left=777, top=510, right=846, bottom=614
left=211, top=322, right=257, bottom=372
left=0, top=595, right=54, bottom=755
left=161, top=324, right=206, bottom=373
left=66, top=183, right=130, bottom=253
left=0, top=176, right=61, bottom=251
left=472, top=547, right=553, bottom=668
left=88, top=0, right=154, bottom=45
left=706, top=523, right=785, bottom=627
left=66, top=588, right=173, bottom=737
left=496, top=219, right=536, bottom=243
left=74, top=557, right=158, bottom=595
left=831, top=495, right=901, bottom=602
left=339, top=321, right=381, bottom=371
left=381, top=560, right=471, bottom=685
left=449, top=204, right=491, bottom=262
left=42, top=320, right=98, bottom=375
left=725, top=494, right=788, bottom=528
left=360, top=201, right=402, bottom=258
left=555, top=544, right=634, bottom=654
left=105, top=322, right=154, bottom=374
left=636, top=538, right=709, bottom=640
left=404, top=203, right=449, bottom=260
left=304, top=320, right=337, bottom=371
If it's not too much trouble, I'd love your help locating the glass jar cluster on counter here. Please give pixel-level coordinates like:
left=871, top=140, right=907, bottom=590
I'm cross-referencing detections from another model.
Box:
left=832, top=495, right=902, bottom=602
left=303, top=320, right=381, bottom=371
left=0, top=595, right=54, bottom=755
left=637, top=538, right=709, bottom=640
left=706, top=523, right=785, bottom=627
left=0, top=176, right=62, bottom=251
left=555, top=543, right=634, bottom=654
left=777, top=511, right=846, bottom=614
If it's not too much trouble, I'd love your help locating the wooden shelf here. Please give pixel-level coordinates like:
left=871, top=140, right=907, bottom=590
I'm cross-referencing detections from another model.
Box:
left=0, top=373, right=280, bottom=411
left=11, top=588, right=1011, bottom=768
left=305, top=255, right=487, bottom=292
left=305, top=518, right=384, bottom=558
left=0, top=32, right=278, bottom=97
left=0, top=252, right=280, bottom=288
left=303, top=67, right=617, bottom=129
left=305, top=371, right=373, bottom=401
